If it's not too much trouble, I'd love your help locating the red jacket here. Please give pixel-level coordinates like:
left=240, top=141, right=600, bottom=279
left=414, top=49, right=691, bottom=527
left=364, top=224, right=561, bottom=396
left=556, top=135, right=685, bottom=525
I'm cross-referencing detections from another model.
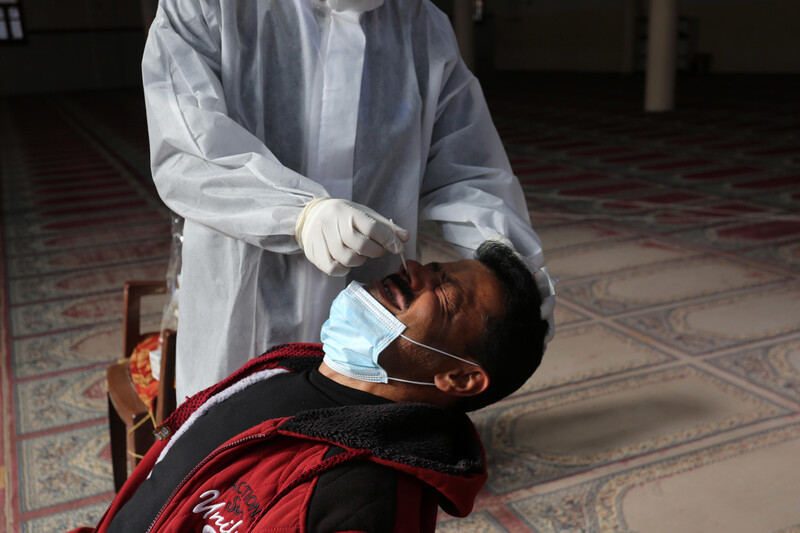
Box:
left=77, top=344, right=487, bottom=532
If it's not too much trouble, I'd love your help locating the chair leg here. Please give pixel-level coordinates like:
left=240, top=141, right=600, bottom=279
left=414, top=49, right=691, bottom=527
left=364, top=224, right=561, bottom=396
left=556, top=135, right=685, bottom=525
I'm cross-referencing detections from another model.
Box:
left=108, top=394, right=128, bottom=493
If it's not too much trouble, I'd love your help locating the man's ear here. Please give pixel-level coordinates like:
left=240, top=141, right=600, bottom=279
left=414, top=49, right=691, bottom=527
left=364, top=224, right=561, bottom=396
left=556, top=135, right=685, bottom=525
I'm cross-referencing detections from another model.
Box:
left=433, top=366, right=489, bottom=397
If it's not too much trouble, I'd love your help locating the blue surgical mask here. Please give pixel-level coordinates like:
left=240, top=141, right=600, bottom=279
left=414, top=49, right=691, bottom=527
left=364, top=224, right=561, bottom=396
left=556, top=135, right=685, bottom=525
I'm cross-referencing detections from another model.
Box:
left=321, top=281, right=481, bottom=386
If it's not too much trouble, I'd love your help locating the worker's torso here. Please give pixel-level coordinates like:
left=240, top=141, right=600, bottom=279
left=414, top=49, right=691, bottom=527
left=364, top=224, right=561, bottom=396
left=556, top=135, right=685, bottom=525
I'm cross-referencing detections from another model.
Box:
left=176, top=0, right=465, bottom=395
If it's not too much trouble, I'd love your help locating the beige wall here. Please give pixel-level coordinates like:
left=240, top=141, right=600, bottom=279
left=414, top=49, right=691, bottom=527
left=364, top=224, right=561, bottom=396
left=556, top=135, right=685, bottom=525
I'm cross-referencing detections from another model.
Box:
left=491, top=0, right=800, bottom=73
left=22, top=0, right=141, bottom=29
left=4, top=0, right=799, bottom=95
left=680, top=0, right=800, bottom=73
left=493, top=1, right=633, bottom=72
left=0, top=0, right=148, bottom=95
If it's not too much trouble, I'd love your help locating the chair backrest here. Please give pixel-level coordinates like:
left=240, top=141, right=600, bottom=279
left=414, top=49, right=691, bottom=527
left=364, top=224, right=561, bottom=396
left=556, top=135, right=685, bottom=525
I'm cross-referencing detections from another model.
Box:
left=156, top=328, right=177, bottom=424
left=122, top=280, right=178, bottom=423
left=123, top=281, right=167, bottom=360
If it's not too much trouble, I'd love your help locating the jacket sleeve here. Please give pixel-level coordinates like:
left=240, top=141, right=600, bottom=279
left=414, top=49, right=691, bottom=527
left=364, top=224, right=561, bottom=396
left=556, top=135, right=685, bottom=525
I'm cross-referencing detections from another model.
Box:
left=141, top=0, right=329, bottom=253
left=418, top=21, right=544, bottom=269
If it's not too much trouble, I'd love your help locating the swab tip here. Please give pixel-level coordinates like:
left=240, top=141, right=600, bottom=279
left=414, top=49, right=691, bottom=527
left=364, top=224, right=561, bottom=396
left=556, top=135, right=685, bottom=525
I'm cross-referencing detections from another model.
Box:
left=390, top=219, right=409, bottom=272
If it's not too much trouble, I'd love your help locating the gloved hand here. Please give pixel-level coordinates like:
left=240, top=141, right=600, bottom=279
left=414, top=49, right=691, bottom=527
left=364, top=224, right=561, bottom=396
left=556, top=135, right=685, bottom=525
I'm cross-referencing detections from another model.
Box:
left=487, top=234, right=557, bottom=346
left=296, top=197, right=409, bottom=276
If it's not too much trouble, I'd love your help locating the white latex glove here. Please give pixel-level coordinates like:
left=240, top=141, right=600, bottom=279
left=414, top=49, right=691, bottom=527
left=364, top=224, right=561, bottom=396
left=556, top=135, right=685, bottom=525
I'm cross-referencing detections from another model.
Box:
left=487, top=234, right=557, bottom=346
left=296, top=197, right=409, bottom=276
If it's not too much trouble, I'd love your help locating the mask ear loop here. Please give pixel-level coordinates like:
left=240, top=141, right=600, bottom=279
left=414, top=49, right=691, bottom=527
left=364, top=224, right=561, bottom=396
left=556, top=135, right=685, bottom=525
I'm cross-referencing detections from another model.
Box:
left=388, top=376, right=435, bottom=386
left=399, top=334, right=482, bottom=367
left=389, top=336, right=482, bottom=386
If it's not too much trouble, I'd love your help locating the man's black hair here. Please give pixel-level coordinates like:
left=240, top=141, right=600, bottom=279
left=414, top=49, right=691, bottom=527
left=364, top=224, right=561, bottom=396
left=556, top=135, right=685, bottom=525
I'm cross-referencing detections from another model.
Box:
left=456, top=240, right=548, bottom=412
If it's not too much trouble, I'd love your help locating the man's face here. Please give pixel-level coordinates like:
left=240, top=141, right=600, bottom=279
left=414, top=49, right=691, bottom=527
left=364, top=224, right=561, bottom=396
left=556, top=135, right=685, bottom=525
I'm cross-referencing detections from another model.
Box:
left=365, top=259, right=505, bottom=372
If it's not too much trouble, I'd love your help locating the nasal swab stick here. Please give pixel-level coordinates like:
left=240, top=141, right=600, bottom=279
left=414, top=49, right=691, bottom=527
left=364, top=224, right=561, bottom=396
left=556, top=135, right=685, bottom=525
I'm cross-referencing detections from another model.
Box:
left=390, top=219, right=408, bottom=272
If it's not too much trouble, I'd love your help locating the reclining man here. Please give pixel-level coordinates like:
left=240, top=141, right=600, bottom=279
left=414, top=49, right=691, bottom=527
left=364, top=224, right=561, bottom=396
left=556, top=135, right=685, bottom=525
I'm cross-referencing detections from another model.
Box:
left=78, top=239, right=554, bottom=533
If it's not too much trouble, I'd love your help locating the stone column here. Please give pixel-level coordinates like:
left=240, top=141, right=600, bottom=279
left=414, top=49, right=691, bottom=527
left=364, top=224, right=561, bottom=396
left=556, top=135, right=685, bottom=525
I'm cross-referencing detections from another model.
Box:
left=453, top=0, right=475, bottom=72
left=621, top=0, right=638, bottom=74
left=644, top=0, right=678, bottom=111
left=140, top=0, right=159, bottom=34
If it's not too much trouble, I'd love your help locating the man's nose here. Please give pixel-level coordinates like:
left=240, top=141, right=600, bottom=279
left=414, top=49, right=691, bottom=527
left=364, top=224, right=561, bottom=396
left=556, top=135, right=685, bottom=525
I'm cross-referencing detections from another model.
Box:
left=405, top=260, right=441, bottom=291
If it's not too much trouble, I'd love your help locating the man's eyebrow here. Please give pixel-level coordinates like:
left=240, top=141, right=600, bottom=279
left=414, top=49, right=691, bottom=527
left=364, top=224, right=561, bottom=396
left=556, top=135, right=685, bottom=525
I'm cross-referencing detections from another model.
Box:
left=441, top=269, right=466, bottom=312
left=431, top=262, right=462, bottom=287
left=431, top=262, right=465, bottom=309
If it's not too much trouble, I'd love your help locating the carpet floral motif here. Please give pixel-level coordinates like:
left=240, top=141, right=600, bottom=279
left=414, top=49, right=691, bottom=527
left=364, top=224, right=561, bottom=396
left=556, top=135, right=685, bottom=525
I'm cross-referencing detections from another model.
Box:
left=472, top=366, right=790, bottom=493
left=15, top=368, right=108, bottom=434
left=515, top=324, right=674, bottom=395
left=618, top=285, right=800, bottom=355
left=12, top=326, right=121, bottom=379
left=21, top=502, right=110, bottom=533
left=4, top=81, right=799, bottom=532
left=745, top=241, right=800, bottom=272
left=560, top=257, right=784, bottom=316
left=437, top=511, right=509, bottom=533
left=709, top=339, right=800, bottom=402
left=9, top=260, right=167, bottom=303
left=18, top=424, right=113, bottom=512
left=510, top=423, right=800, bottom=532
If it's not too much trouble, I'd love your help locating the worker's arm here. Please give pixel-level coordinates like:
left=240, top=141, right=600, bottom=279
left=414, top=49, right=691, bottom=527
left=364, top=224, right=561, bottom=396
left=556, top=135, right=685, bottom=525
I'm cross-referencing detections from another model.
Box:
left=142, top=0, right=327, bottom=254
left=418, top=24, right=544, bottom=271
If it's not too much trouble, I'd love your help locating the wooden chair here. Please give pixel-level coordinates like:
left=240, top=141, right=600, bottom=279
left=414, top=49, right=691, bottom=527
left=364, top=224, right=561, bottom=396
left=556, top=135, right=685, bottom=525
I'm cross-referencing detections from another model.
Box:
left=107, top=281, right=177, bottom=492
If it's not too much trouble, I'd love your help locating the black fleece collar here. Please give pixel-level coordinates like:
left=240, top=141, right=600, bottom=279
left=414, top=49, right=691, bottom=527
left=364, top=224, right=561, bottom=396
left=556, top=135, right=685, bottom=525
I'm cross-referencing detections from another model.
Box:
left=269, top=350, right=484, bottom=476
left=280, top=402, right=484, bottom=476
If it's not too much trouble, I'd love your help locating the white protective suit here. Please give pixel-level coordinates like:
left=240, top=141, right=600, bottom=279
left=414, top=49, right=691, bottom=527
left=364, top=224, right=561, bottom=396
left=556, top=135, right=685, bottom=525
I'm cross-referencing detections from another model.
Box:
left=142, top=0, right=545, bottom=401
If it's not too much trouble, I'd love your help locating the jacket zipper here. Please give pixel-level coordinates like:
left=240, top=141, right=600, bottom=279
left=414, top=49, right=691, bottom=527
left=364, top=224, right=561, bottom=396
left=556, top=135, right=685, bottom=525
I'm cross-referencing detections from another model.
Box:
left=144, top=433, right=274, bottom=533
left=94, top=498, right=116, bottom=532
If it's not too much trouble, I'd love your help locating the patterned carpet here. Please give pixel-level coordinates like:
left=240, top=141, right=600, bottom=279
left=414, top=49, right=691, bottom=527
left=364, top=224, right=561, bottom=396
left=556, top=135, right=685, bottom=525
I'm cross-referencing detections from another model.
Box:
left=0, top=92, right=171, bottom=533
left=1, top=74, right=799, bottom=532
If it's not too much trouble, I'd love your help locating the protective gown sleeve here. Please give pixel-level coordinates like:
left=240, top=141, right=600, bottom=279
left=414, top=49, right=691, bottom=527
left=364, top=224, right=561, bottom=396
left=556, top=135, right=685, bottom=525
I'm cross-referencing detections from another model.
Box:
left=141, top=0, right=329, bottom=253
left=418, top=53, right=544, bottom=269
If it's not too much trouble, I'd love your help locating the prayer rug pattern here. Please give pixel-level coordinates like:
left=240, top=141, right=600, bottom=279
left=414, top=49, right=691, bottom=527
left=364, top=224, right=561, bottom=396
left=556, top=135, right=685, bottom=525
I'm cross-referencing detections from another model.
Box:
left=473, top=365, right=791, bottom=493
left=617, top=285, right=800, bottom=355
left=14, top=368, right=107, bottom=434
left=17, top=424, right=113, bottom=513
left=1, top=92, right=170, bottom=531
left=514, top=323, right=674, bottom=393
left=453, top=74, right=800, bottom=532
left=1, top=74, right=799, bottom=532
left=559, top=256, right=787, bottom=315
left=708, top=339, right=800, bottom=403
left=506, top=423, right=800, bottom=533
left=20, top=502, right=110, bottom=533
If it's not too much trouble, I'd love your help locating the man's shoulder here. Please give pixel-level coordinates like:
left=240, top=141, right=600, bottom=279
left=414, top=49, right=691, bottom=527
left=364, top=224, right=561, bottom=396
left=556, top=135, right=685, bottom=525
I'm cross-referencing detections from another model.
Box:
left=157, top=343, right=324, bottom=438
left=257, top=342, right=325, bottom=371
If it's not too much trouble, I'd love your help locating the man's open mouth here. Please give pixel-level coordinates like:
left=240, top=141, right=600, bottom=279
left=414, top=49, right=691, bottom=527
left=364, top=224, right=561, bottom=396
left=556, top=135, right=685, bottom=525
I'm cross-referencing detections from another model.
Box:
left=381, top=273, right=414, bottom=311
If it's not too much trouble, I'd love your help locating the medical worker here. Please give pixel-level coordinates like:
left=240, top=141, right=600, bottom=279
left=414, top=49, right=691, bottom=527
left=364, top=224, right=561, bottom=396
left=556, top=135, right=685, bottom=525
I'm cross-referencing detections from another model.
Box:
left=142, top=0, right=550, bottom=402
